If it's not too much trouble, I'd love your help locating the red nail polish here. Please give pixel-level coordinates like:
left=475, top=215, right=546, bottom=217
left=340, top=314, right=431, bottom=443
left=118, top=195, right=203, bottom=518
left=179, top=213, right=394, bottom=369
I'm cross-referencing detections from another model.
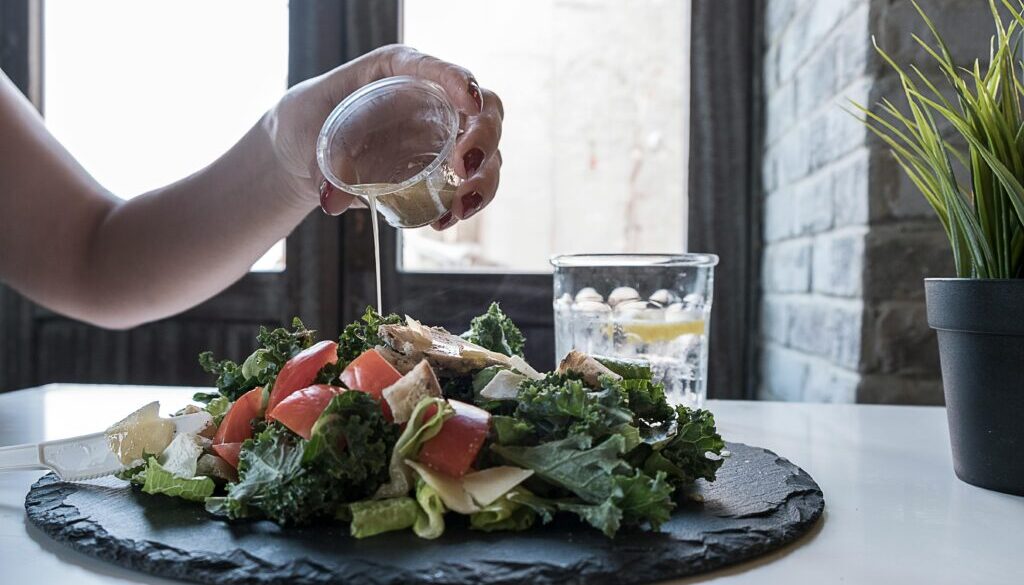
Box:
left=464, top=148, right=485, bottom=176
left=437, top=211, right=454, bottom=229
left=461, top=192, right=483, bottom=219
left=468, top=80, right=483, bottom=112
left=319, top=180, right=333, bottom=214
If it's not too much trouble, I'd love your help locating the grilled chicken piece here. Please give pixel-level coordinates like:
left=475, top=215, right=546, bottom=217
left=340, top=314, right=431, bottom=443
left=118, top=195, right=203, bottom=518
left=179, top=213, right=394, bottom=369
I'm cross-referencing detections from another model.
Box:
left=378, top=318, right=511, bottom=376
left=558, top=350, right=622, bottom=388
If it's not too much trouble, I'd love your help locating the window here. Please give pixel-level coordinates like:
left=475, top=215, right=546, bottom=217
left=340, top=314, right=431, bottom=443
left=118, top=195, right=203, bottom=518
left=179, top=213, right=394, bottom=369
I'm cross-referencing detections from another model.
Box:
left=42, top=0, right=289, bottom=271
left=401, top=0, right=690, bottom=272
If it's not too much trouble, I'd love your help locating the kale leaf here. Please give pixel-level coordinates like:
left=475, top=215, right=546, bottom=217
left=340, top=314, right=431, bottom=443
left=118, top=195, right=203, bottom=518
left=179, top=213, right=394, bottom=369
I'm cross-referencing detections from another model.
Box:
left=197, top=318, right=315, bottom=401
left=642, top=406, right=726, bottom=489
left=337, top=307, right=402, bottom=367
left=509, top=374, right=633, bottom=443
left=208, top=393, right=397, bottom=525
left=461, top=302, right=525, bottom=357
left=493, top=436, right=674, bottom=537
left=304, top=391, right=399, bottom=502
left=617, top=378, right=675, bottom=428
left=492, top=434, right=628, bottom=503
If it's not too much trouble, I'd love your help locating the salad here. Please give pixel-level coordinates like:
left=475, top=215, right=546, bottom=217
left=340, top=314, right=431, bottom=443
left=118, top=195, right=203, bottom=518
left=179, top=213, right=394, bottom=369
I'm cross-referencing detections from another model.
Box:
left=111, top=304, right=726, bottom=539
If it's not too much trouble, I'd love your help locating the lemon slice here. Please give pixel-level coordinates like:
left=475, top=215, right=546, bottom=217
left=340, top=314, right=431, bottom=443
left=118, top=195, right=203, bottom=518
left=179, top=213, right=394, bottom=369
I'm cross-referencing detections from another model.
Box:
left=620, top=320, right=705, bottom=343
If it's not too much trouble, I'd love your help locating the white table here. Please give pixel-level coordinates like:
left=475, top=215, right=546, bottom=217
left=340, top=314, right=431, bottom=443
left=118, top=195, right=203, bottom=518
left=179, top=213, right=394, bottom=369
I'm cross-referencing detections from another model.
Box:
left=0, top=384, right=1021, bottom=584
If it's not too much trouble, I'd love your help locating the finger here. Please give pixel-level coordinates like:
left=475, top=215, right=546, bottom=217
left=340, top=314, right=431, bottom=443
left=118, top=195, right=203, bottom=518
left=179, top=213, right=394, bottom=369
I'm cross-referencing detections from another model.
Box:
left=431, top=209, right=459, bottom=231
left=454, top=115, right=501, bottom=180
left=382, top=46, right=483, bottom=115
left=319, top=179, right=357, bottom=216
left=452, top=151, right=501, bottom=221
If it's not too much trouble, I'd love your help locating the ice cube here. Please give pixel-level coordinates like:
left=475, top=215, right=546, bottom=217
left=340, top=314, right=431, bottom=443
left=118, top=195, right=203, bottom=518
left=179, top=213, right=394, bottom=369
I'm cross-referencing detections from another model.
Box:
left=683, top=293, right=705, bottom=308
left=573, top=300, right=611, bottom=314
left=575, top=287, right=603, bottom=303
left=614, top=299, right=664, bottom=321
left=554, top=293, right=573, bottom=309
left=608, top=286, right=640, bottom=307
left=649, top=289, right=680, bottom=306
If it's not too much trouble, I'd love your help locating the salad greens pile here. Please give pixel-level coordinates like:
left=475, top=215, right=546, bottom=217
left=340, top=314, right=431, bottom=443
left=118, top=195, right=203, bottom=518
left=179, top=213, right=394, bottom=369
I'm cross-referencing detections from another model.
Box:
left=119, top=303, right=726, bottom=540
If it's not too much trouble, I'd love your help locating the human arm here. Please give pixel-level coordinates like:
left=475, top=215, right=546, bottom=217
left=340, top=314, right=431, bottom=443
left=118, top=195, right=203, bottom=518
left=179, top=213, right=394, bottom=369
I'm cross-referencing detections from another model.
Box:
left=0, top=45, right=503, bottom=329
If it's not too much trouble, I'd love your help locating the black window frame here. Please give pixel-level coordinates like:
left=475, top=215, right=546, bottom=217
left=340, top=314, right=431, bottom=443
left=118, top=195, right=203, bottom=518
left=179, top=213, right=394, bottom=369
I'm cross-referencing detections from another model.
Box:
left=336, top=0, right=764, bottom=395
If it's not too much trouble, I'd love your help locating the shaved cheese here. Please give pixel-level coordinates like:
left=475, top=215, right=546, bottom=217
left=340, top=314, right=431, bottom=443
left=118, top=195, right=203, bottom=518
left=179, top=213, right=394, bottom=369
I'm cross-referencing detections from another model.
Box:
left=402, top=316, right=434, bottom=351
left=406, top=460, right=479, bottom=514
left=479, top=369, right=527, bottom=400
left=461, top=466, right=533, bottom=507
left=509, top=355, right=544, bottom=380
left=406, top=460, right=534, bottom=513
left=461, top=345, right=512, bottom=367
left=383, top=360, right=442, bottom=424
left=158, top=432, right=203, bottom=479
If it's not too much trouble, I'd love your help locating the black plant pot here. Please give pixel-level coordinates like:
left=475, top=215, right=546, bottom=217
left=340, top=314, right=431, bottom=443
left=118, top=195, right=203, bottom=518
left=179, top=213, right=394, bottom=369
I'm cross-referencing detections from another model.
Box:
left=925, top=278, right=1024, bottom=496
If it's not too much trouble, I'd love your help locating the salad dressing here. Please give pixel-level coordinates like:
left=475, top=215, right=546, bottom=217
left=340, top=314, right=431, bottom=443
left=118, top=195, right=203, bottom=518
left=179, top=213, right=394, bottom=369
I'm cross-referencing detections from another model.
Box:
left=353, top=181, right=457, bottom=314
left=367, top=193, right=383, bottom=314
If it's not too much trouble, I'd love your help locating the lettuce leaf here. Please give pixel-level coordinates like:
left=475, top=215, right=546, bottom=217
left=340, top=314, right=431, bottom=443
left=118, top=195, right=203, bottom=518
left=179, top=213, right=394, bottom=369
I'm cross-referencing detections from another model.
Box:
left=204, top=396, right=231, bottom=425
left=461, top=302, right=525, bottom=357
left=375, top=397, right=454, bottom=499
left=469, top=488, right=535, bottom=532
left=348, top=497, right=419, bottom=538
left=141, top=457, right=215, bottom=502
left=413, top=478, right=446, bottom=539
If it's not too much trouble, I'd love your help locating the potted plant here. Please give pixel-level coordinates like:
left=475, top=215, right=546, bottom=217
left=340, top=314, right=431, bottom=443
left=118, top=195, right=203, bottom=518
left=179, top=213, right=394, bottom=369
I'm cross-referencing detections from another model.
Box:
left=856, top=0, right=1024, bottom=496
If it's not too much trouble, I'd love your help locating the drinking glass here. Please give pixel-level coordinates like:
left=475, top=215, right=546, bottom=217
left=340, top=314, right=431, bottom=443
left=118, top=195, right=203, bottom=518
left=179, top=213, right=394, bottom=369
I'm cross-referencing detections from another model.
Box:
left=551, top=253, right=719, bottom=408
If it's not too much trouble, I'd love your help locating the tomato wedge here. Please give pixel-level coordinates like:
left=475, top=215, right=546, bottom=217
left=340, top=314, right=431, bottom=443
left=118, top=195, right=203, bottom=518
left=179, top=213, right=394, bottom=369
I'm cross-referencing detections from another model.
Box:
left=266, top=340, right=338, bottom=418
left=212, top=442, right=242, bottom=469
left=267, top=384, right=345, bottom=440
left=416, top=399, right=491, bottom=478
left=340, top=349, right=402, bottom=420
left=213, top=386, right=265, bottom=445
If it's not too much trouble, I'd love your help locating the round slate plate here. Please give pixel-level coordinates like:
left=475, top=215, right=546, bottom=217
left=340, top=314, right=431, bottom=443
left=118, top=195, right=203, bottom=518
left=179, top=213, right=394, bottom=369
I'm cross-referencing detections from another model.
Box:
left=25, top=442, right=823, bottom=585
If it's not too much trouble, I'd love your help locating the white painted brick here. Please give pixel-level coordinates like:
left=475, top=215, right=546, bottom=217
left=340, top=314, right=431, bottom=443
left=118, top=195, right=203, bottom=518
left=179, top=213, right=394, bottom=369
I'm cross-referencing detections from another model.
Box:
left=812, top=229, right=866, bottom=297
left=763, top=239, right=813, bottom=293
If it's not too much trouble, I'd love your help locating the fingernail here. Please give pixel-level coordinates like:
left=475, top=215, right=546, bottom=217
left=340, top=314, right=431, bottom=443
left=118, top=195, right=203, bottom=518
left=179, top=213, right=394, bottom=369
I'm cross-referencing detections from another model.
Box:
left=468, top=79, right=483, bottom=112
left=437, top=211, right=455, bottom=229
left=463, top=148, right=485, bottom=176
left=461, top=192, right=483, bottom=219
left=319, top=179, right=337, bottom=215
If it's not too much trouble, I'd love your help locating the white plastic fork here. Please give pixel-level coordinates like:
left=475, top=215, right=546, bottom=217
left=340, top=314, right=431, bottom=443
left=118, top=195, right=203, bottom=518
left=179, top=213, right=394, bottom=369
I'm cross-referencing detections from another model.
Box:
left=0, top=410, right=212, bottom=481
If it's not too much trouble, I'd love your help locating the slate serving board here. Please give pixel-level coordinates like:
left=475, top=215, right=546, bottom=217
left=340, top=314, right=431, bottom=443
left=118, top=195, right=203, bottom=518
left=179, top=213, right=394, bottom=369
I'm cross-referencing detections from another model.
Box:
left=25, top=442, right=823, bottom=585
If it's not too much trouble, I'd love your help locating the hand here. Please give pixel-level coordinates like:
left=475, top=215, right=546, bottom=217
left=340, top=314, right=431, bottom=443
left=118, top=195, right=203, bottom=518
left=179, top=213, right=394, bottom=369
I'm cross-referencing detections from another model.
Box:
left=267, top=44, right=504, bottom=230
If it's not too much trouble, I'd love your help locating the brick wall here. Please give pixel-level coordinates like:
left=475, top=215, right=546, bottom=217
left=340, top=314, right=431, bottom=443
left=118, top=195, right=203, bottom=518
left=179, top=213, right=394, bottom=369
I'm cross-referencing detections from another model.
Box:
left=759, top=0, right=991, bottom=403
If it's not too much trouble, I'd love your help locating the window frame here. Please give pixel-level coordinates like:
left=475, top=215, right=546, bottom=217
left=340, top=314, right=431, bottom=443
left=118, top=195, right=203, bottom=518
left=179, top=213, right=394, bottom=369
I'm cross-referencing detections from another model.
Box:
left=342, top=0, right=764, bottom=391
